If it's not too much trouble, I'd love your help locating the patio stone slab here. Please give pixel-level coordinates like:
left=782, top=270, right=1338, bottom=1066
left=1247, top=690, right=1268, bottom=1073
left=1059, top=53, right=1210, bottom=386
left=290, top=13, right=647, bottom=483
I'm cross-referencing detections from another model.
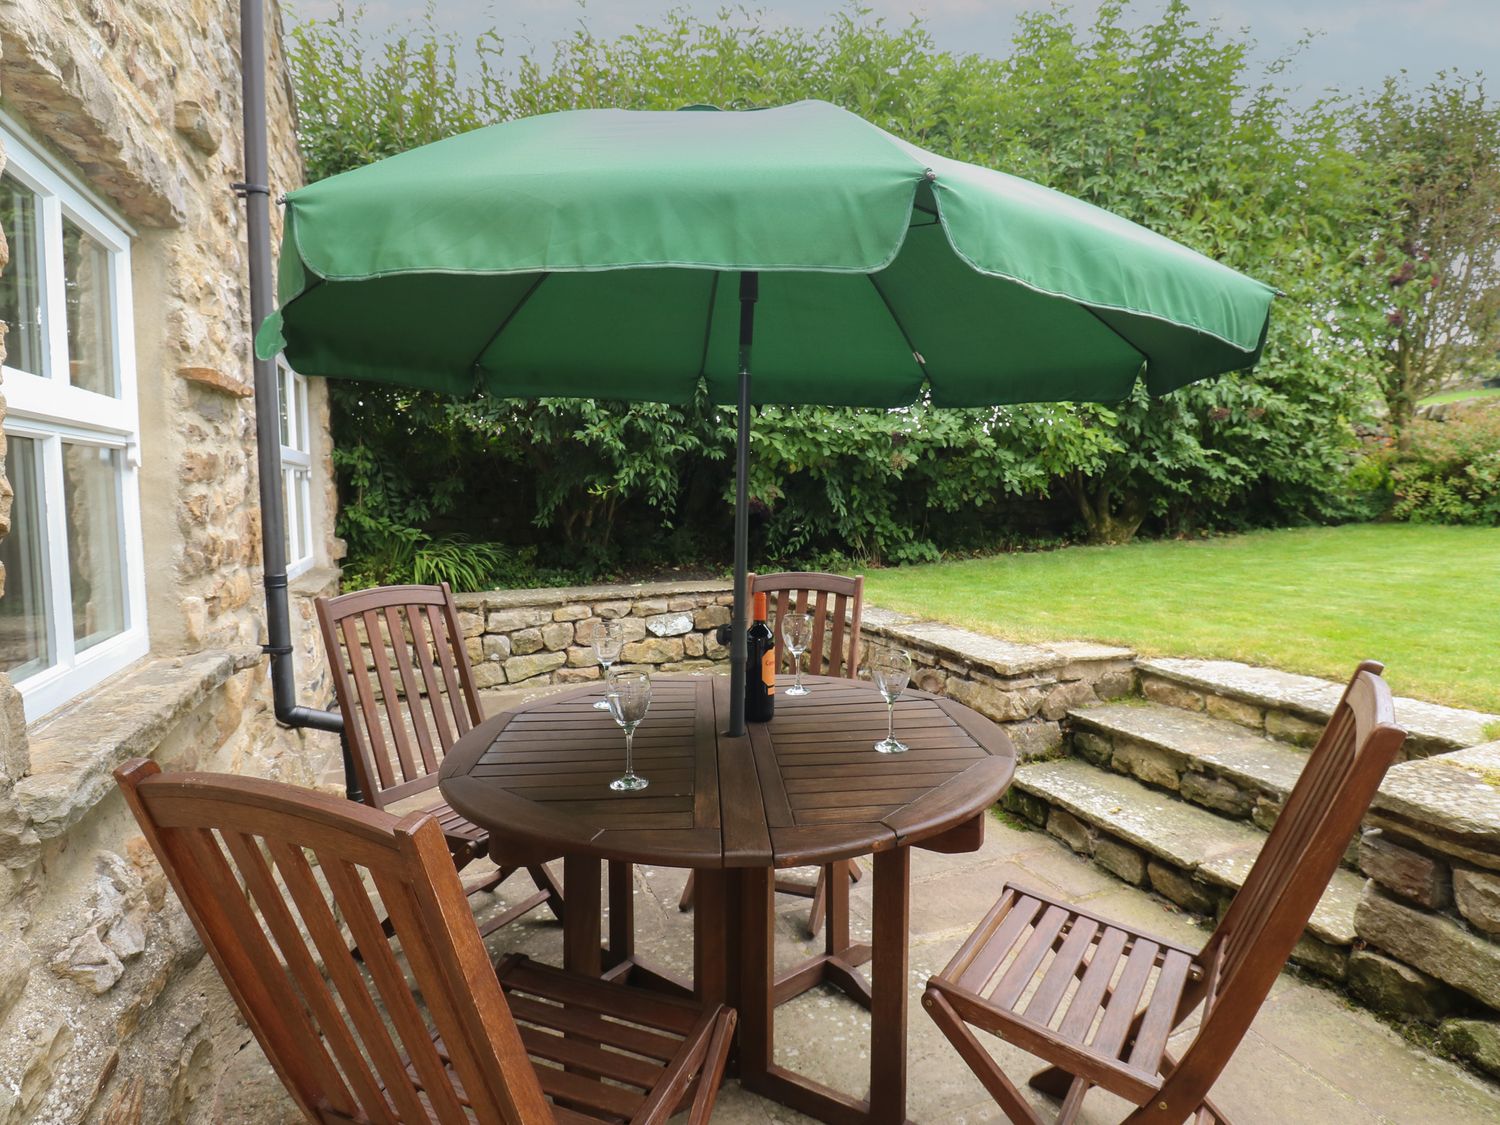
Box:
left=1014, top=758, right=1264, bottom=870
left=1069, top=700, right=1307, bottom=800
left=1367, top=742, right=1500, bottom=870
left=1140, top=657, right=1499, bottom=755
left=870, top=620, right=1064, bottom=677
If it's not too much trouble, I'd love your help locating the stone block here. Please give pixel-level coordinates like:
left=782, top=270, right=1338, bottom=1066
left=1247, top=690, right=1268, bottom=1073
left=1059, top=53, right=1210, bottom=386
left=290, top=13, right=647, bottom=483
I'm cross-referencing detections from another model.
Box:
left=645, top=612, right=694, bottom=638
left=1251, top=797, right=1281, bottom=833
left=509, top=628, right=544, bottom=656
left=1358, top=830, right=1450, bottom=909
left=1093, top=836, right=1146, bottom=885
left=1369, top=744, right=1500, bottom=872
left=553, top=603, right=591, bottom=622
left=1265, top=709, right=1324, bottom=747
left=1454, top=867, right=1500, bottom=936
left=595, top=600, right=633, bottom=619
left=1110, top=740, right=1183, bottom=791
left=1001, top=789, right=1048, bottom=827
left=1348, top=949, right=1459, bottom=1021
left=456, top=611, right=484, bottom=639
left=487, top=608, right=550, bottom=633
left=618, top=617, right=649, bottom=643
left=1141, top=676, right=1205, bottom=712
left=632, top=598, right=669, bottom=616
left=913, top=667, right=946, bottom=694
left=1046, top=808, right=1094, bottom=855
left=504, top=651, right=566, bottom=684
left=540, top=622, right=575, bottom=651
left=1180, top=771, right=1253, bottom=818
left=1205, top=693, right=1263, bottom=729
left=483, top=634, right=512, bottom=663
left=667, top=596, right=700, bottom=611
left=1095, top=669, right=1136, bottom=700
left=0, top=936, right=29, bottom=1023
left=51, top=926, right=126, bottom=994
left=945, top=678, right=1045, bottom=724
left=1355, top=886, right=1500, bottom=1008
left=564, top=646, right=599, bottom=669
left=1072, top=729, right=1113, bottom=767
left=555, top=667, right=602, bottom=684
left=1290, top=934, right=1348, bottom=981
left=622, top=638, right=685, bottom=664
left=684, top=632, right=706, bottom=658
left=1147, top=862, right=1217, bottom=914
left=1040, top=679, right=1097, bottom=722
left=1008, top=720, right=1064, bottom=761
left=1440, top=1019, right=1500, bottom=1080
left=693, top=605, right=731, bottom=630
left=472, top=662, right=507, bottom=690
left=464, top=636, right=484, bottom=664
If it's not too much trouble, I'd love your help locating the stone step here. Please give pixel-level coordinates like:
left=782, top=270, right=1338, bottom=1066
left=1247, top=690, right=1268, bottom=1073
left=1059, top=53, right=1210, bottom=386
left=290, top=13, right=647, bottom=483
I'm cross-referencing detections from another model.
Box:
left=1009, top=758, right=1365, bottom=975
left=1067, top=700, right=1307, bottom=828
left=1138, top=657, right=1498, bottom=758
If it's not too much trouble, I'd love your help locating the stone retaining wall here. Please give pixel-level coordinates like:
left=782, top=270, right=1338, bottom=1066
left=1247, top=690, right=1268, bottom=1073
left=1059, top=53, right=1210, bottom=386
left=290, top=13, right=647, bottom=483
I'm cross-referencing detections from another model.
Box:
left=1354, top=744, right=1500, bottom=1078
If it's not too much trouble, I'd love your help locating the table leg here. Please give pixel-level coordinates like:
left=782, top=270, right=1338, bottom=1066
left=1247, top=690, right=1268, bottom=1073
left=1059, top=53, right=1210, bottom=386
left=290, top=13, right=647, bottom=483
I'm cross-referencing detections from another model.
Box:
left=605, top=860, right=634, bottom=972
left=738, top=866, right=775, bottom=1083
left=562, top=855, right=602, bottom=976
left=692, top=868, right=731, bottom=1008
left=869, top=847, right=911, bottom=1123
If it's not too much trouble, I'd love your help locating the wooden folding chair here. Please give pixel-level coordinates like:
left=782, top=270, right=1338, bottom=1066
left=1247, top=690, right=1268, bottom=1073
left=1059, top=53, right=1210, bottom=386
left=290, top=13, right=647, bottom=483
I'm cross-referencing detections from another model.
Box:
left=924, top=661, right=1407, bottom=1124
left=116, top=759, right=737, bottom=1124
left=678, top=571, right=866, bottom=937
left=316, top=583, right=562, bottom=939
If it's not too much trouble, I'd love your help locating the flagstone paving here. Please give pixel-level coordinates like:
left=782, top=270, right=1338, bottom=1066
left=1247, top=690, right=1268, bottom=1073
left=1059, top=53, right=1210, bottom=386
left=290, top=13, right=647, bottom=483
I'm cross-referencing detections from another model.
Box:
left=232, top=799, right=1500, bottom=1124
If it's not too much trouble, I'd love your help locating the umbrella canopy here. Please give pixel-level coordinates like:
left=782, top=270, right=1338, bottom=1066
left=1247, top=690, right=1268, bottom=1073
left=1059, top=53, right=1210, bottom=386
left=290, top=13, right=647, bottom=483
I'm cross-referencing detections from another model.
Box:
left=257, top=100, right=1272, bottom=403
left=256, top=99, right=1276, bottom=735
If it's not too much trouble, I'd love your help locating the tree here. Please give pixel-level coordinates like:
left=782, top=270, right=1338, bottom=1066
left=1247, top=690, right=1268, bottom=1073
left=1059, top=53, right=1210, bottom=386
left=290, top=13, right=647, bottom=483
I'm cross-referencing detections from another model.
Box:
left=1348, top=74, right=1500, bottom=445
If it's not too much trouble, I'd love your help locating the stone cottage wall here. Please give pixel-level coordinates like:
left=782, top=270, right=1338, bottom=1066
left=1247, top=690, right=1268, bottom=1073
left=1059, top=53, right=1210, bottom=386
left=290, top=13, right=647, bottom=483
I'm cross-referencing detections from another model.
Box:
left=0, top=3, right=342, bottom=1121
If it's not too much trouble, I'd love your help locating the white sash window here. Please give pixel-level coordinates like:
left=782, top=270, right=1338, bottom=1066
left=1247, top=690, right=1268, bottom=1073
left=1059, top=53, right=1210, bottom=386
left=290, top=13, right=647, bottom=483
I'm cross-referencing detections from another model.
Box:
left=0, top=121, right=148, bottom=721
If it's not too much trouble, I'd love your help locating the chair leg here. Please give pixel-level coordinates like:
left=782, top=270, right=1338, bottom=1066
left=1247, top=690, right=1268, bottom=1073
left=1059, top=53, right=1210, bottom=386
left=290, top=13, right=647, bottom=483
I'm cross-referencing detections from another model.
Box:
left=527, top=862, right=565, bottom=922
left=924, top=987, right=1044, bottom=1125
left=678, top=870, right=696, bottom=912
left=806, top=865, right=830, bottom=939
left=686, top=1009, right=738, bottom=1125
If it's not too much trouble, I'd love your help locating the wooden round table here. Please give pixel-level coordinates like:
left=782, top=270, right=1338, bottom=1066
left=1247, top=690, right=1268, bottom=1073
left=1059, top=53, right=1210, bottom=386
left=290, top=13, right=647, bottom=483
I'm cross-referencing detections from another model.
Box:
left=439, top=673, right=1016, bottom=1124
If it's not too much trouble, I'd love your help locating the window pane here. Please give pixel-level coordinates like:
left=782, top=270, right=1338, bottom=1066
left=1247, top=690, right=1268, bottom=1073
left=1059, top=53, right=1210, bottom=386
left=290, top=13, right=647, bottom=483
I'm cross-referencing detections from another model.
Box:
left=62, top=442, right=126, bottom=651
left=62, top=217, right=116, bottom=396
left=0, top=175, right=45, bottom=376
left=0, top=435, right=52, bottom=677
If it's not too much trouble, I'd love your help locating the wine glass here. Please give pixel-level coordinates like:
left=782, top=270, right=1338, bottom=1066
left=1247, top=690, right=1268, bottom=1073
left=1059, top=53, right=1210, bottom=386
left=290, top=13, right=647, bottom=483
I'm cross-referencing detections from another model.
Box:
left=591, top=619, right=626, bottom=710
left=781, top=611, right=813, bottom=697
left=871, top=648, right=912, bottom=754
left=605, top=670, right=652, bottom=792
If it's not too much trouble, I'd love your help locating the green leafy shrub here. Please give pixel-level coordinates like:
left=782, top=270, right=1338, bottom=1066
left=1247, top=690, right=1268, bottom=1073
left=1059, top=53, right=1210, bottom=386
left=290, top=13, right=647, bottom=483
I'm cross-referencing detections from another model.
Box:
left=1390, top=406, right=1500, bottom=524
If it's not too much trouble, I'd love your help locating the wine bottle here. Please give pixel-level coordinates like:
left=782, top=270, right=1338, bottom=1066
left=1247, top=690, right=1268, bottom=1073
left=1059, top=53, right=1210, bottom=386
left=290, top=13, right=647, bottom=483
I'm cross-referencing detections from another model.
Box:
left=745, top=591, right=775, bottom=722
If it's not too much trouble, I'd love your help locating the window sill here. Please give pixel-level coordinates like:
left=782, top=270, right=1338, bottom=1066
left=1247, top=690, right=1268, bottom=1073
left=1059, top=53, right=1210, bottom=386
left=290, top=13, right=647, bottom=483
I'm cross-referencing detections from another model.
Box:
left=1, top=648, right=257, bottom=867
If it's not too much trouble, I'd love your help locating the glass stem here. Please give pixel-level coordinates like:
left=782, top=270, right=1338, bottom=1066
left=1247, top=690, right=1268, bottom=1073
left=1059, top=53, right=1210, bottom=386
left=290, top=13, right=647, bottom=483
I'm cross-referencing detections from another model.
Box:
left=624, top=728, right=635, bottom=778
left=886, top=700, right=894, bottom=744
left=795, top=653, right=803, bottom=692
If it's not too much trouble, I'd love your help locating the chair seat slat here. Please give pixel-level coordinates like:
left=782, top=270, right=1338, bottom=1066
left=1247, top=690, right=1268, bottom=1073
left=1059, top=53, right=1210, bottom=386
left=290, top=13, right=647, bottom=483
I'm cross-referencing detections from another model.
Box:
left=1128, top=948, right=1195, bottom=1072
left=1055, top=925, right=1129, bottom=1043
left=957, top=894, right=1045, bottom=995
left=1021, top=916, right=1101, bottom=1027
left=989, top=903, right=1072, bottom=1009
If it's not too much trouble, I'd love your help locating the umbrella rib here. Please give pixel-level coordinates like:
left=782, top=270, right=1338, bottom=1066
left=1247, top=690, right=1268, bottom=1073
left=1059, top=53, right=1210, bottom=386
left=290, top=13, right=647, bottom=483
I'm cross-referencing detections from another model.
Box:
left=1079, top=303, right=1149, bottom=375
left=469, top=273, right=551, bottom=372
left=696, top=272, right=721, bottom=379
left=866, top=274, right=928, bottom=377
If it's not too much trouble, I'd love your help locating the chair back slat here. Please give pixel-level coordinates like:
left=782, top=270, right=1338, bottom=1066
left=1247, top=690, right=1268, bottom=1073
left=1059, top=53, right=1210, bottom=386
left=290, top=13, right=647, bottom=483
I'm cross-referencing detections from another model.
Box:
left=750, top=571, right=864, bottom=680
left=1140, top=662, right=1405, bottom=1123
left=317, top=584, right=480, bottom=809
left=115, top=760, right=552, bottom=1125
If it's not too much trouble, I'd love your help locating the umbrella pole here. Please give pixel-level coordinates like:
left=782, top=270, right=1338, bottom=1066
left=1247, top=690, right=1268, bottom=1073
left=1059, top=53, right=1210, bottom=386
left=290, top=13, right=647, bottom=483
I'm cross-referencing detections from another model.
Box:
left=727, top=271, right=758, bottom=737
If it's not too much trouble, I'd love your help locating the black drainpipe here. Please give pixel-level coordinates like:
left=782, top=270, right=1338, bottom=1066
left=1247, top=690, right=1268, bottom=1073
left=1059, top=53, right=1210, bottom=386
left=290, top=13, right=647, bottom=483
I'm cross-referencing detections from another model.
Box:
left=237, top=1, right=354, bottom=792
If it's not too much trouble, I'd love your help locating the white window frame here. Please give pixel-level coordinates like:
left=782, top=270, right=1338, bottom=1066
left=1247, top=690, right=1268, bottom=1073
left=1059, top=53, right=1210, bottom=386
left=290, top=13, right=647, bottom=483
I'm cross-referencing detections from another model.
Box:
left=279, top=359, right=314, bottom=579
left=1, top=120, right=148, bottom=722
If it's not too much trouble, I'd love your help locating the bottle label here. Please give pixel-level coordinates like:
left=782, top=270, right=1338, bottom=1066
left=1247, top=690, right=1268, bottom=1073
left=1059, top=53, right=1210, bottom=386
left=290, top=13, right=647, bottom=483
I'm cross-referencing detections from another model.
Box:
left=763, top=646, right=775, bottom=694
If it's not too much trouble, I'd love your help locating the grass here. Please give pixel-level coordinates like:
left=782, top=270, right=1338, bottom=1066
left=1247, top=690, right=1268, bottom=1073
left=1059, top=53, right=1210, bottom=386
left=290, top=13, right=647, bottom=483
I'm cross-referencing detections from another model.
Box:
left=863, top=524, right=1500, bottom=714
left=1420, top=386, right=1500, bottom=406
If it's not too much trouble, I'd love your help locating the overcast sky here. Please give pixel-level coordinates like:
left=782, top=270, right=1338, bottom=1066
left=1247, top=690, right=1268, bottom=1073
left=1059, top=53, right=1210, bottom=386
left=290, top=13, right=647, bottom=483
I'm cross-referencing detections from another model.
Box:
left=291, top=1, right=1495, bottom=105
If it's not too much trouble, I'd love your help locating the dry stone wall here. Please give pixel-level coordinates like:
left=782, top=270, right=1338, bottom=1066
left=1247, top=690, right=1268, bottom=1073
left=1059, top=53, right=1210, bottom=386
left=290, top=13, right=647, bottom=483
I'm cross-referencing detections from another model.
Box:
left=1355, top=744, right=1500, bottom=1078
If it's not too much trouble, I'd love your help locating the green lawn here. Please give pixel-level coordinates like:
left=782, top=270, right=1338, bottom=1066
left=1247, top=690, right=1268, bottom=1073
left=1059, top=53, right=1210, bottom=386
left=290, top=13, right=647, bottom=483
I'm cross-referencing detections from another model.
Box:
left=1419, top=386, right=1500, bottom=406
left=862, top=524, right=1500, bottom=714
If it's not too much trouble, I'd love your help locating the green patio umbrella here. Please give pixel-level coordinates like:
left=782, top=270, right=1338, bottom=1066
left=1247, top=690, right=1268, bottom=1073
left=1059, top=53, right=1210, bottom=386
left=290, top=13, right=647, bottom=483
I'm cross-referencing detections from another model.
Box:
left=256, top=99, right=1276, bottom=734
